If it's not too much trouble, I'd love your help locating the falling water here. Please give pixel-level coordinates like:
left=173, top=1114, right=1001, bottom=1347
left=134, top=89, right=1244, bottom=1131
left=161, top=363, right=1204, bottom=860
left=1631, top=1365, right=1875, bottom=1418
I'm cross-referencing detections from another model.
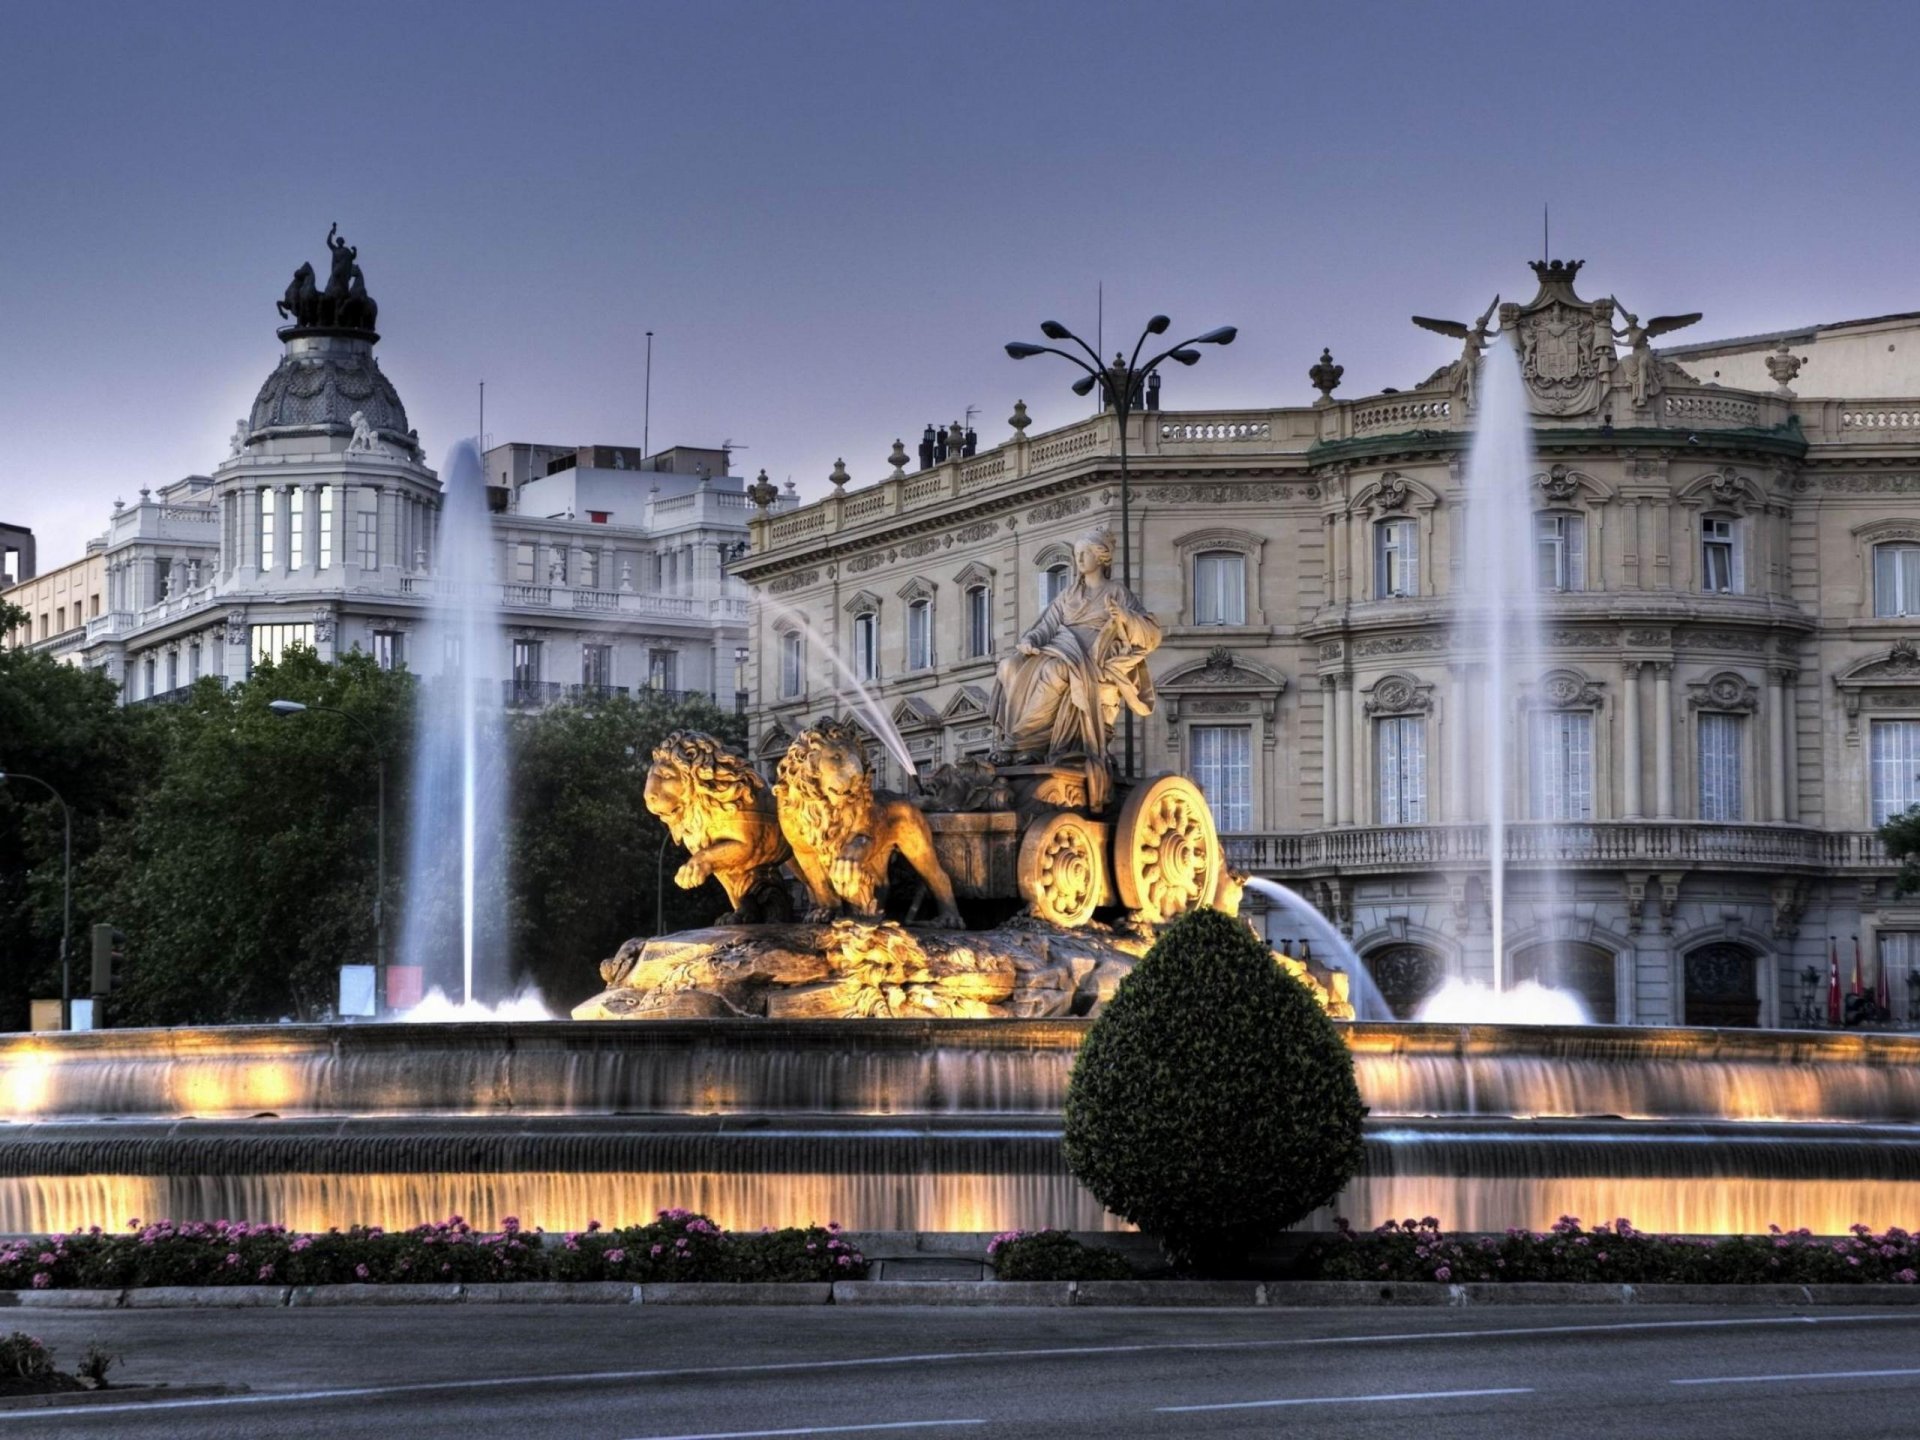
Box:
left=1244, top=877, right=1390, bottom=1020
left=1462, top=335, right=1544, bottom=990
left=398, top=442, right=510, bottom=1004
left=758, top=596, right=919, bottom=782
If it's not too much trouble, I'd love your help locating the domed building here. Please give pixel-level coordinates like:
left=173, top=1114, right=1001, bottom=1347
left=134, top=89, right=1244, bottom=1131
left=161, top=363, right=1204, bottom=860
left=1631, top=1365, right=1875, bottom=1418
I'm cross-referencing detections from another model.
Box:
left=736, top=258, right=1920, bottom=1030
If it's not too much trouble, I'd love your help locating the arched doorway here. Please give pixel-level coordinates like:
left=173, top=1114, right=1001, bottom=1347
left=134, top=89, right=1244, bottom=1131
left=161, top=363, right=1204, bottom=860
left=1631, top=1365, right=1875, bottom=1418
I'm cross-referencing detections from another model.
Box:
left=1367, top=944, right=1447, bottom=1019
left=1684, top=943, right=1761, bottom=1028
left=1511, top=941, right=1619, bottom=1023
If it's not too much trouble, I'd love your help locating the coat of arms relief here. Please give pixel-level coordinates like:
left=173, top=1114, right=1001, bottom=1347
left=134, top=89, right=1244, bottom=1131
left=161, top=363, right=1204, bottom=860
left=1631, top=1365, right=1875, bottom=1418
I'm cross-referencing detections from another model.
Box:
left=1501, top=260, right=1615, bottom=417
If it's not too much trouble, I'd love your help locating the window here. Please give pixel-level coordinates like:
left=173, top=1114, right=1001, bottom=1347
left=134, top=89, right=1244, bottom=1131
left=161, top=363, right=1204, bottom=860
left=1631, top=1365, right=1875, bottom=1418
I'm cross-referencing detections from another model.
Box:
left=89, top=593, right=100, bottom=618
left=188, top=643, right=200, bottom=681
left=55, top=605, right=65, bottom=633
left=355, top=510, right=378, bottom=570
left=318, top=487, right=333, bottom=570
left=1534, top=513, right=1585, bottom=592
left=1698, top=712, right=1744, bottom=821
left=1375, top=715, right=1428, bottom=824
left=1191, top=724, right=1252, bottom=831
left=1192, top=551, right=1246, bottom=625
left=142, top=656, right=154, bottom=696
left=581, top=549, right=600, bottom=590
left=1878, top=933, right=1920, bottom=1023
left=443, top=634, right=463, bottom=672
left=288, top=494, right=305, bottom=571
left=513, top=543, right=536, bottom=583
left=1870, top=719, right=1920, bottom=824
left=511, top=640, right=542, bottom=685
left=1874, top=543, right=1920, bottom=617
left=153, top=557, right=172, bottom=603
left=250, top=622, right=315, bottom=668
left=371, top=631, right=405, bottom=672
left=588, top=510, right=610, bottom=524
left=966, top=585, right=992, bottom=659
left=166, top=650, right=178, bottom=693
left=582, top=644, right=613, bottom=690
left=1374, top=519, right=1419, bottom=599
left=1529, top=710, right=1594, bottom=819
left=1043, top=563, right=1070, bottom=607
left=259, top=489, right=277, bottom=569
left=907, top=598, right=933, bottom=670
left=648, top=648, right=678, bottom=691
left=779, top=630, right=803, bottom=698
left=853, top=611, right=878, bottom=682
left=1701, top=516, right=1742, bottom=594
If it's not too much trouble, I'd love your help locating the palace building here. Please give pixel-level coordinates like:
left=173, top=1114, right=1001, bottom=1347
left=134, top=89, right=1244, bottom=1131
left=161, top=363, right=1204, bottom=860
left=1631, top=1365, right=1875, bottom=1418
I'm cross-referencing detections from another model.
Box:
left=733, top=259, right=1920, bottom=1029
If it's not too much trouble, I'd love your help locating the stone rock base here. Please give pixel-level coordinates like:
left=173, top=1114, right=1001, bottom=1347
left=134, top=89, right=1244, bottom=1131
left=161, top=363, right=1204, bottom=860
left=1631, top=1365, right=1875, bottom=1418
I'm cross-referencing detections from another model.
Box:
left=572, top=919, right=1353, bottom=1021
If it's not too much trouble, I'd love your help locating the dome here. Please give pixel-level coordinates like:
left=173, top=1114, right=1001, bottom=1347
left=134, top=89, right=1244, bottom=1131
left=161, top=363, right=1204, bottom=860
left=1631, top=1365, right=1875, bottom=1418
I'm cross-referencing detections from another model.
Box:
left=246, top=331, right=417, bottom=452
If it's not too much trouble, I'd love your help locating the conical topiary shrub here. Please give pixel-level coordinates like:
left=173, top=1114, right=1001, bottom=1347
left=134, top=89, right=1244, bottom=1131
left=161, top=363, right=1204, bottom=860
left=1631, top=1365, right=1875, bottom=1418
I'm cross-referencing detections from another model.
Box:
left=1063, top=906, right=1367, bottom=1273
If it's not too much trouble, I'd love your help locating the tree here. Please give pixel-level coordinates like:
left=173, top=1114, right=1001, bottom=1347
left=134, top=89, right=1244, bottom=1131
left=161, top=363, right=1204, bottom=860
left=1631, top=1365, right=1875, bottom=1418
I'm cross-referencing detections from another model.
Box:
left=1882, top=806, right=1920, bottom=895
left=1062, top=907, right=1368, bottom=1274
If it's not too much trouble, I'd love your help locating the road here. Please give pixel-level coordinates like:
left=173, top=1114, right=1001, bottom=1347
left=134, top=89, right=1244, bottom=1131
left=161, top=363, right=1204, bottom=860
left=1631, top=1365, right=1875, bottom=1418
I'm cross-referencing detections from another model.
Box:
left=9, top=1303, right=1920, bottom=1438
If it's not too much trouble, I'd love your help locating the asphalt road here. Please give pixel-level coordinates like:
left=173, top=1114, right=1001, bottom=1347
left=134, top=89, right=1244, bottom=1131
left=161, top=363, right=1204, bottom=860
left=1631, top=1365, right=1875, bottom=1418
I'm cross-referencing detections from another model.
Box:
left=10, top=1303, right=1920, bottom=1439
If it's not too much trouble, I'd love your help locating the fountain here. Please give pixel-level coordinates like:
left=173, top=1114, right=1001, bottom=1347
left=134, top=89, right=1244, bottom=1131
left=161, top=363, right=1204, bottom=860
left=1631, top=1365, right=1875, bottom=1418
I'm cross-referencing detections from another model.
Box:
left=1244, top=877, right=1389, bottom=1021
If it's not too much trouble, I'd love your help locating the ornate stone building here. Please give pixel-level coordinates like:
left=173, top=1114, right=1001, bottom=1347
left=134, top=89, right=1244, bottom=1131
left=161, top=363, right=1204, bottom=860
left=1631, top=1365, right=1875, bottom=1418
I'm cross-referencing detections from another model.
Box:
left=735, top=259, right=1920, bottom=1029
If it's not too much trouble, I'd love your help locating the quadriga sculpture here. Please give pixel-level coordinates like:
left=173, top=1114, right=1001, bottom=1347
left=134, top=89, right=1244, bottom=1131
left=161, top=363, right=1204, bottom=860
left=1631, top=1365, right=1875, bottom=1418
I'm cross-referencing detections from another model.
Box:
left=773, top=718, right=963, bottom=929
left=643, top=730, right=792, bottom=923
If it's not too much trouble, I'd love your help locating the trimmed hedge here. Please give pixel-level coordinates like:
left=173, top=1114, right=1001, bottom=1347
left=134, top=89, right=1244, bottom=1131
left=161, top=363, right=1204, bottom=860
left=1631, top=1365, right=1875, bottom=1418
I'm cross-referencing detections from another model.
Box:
left=1063, top=907, right=1367, bottom=1274
left=0, top=1210, right=866, bottom=1289
left=987, top=1229, right=1134, bottom=1282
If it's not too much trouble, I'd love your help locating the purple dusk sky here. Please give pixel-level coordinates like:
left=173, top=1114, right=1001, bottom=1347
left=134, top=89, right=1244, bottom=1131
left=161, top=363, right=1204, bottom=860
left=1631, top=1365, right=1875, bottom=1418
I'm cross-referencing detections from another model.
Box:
left=3, top=0, right=1916, bottom=566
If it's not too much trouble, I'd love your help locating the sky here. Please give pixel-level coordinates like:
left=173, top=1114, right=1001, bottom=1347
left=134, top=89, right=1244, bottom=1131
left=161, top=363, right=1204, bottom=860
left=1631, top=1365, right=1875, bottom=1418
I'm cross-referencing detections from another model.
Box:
left=4, top=0, right=1920, bottom=567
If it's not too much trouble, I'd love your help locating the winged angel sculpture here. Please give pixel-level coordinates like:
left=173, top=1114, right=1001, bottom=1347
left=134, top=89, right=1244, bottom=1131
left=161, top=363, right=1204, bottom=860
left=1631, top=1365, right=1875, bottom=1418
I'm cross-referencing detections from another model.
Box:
left=1609, top=299, right=1702, bottom=408
left=1411, top=295, right=1499, bottom=407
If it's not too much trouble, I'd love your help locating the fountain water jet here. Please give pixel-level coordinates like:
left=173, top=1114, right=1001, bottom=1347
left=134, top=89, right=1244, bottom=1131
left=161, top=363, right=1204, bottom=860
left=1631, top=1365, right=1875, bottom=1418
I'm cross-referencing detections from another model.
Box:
left=1244, top=877, right=1390, bottom=1021
left=758, top=596, right=919, bottom=782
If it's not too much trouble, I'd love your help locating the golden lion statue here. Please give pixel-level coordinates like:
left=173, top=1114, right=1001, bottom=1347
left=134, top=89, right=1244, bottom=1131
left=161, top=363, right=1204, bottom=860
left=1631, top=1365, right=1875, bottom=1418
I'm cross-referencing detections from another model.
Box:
left=773, top=719, right=963, bottom=929
left=644, top=730, right=793, bottom=924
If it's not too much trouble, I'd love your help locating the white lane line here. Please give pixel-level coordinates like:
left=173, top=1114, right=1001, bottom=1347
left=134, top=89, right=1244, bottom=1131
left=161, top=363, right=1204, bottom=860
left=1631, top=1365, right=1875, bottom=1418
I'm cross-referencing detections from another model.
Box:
left=1674, top=1367, right=1920, bottom=1387
left=1161, top=1387, right=1533, bottom=1413
left=7, top=1312, right=1917, bottom=1422
left=620, top=1423, right=985, bottom=1440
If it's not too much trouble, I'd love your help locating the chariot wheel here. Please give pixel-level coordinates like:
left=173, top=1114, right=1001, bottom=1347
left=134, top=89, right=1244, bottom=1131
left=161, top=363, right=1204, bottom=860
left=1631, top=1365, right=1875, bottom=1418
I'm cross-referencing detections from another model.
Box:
left=1018, top=811, right=1103, bottom=927
left=1111, top=773, right=1223, bottom=925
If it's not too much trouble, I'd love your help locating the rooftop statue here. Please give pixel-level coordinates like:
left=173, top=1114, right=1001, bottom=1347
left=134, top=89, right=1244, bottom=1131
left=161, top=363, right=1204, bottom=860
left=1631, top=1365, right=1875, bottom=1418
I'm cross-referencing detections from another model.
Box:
left=275, top=224, right=379, bottom=332
left=988, top=527, right=1162, bottom=812
left=1609, top=297, right=1702, bottom=410
left=1411, top=295, right=1499, bottom=408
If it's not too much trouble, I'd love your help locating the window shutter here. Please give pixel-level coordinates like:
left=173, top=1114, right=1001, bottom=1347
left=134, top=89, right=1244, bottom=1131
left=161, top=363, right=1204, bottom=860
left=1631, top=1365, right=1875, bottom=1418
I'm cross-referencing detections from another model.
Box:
left=1567, top=516, right=1587, bottom=592
left=1403, top=521, right=1420, bottom=596
left=1731, top=519, right=1747, bottom=595
left=1902, top=548, right=1920, bottom=617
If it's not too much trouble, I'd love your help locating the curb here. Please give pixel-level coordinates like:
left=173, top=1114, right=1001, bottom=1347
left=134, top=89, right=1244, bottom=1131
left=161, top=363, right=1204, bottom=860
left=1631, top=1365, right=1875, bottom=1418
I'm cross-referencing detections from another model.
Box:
left=4, top=1279, right=1919, bottom=1309
left=0, top=1384, right=245, bottom=1413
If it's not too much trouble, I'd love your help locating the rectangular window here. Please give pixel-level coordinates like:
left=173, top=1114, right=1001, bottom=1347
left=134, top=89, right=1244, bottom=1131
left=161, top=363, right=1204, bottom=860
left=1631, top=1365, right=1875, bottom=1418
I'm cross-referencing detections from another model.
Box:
left=166, top=650, right=178, bottom=693
left=90, top=593, right=101, bottom=618
left=318, top=488, right=333, bottom=570
left=152, top=557, right=171, bottom=604
left=780, top=630, right=803, bottom=698
left=188, top=643, right=201, bottom=681
left=288, top=494, right=305, bottom=571
left=588, top=510, right=610, bottom=524
left=511, top=639, right=542, bottom=685
left=1529, top=710, right=1594, bottom=820
left=1375, top=715, right=1428, bottom=824
left=355, top=510, right=378, bottom=570
left=853, top=612, right=878, bottom=682
left=1874, top=544, right=1920, bottom=617
left=1870, top=719, right=1920, bottom=825
left=1698, top=712, right=1744, bottom=821
left=966, top=585, right=991, bottom=659
left=250, top=622, right=316, bottom=669
left=1193, top=552, right=1247, bottom=625
left=1191, top=725, right=1253, bottom=832
left=648, top=648, right=678, bottom=691
left=582, top=644, right=613, bottom=689
left=1534, top=513, right=1586, bottom=592
left=513, top=543, right=535, bottom=584
left=1702, top=517, right=1741, bottom=594
left=581, top=549, right=600, bottom=590
left=1042, top=564, right=1070, bottom=608
left=907, top=598, right=933, bottom=670
left=443, top=634, right=463, bottom=672
left=1375, top=520, right=1419, bottom=599
left=371, top=631, right=405, bottom=671
left=259, top=489, right=277, bottom=570
left=56, top=606, right=65, bottom=633
left=1878, top=932, right=1920, bottom=1023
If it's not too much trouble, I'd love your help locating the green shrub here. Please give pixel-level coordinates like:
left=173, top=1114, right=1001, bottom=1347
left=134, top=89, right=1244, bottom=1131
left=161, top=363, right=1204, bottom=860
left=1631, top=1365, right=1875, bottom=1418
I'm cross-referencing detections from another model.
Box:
left=1063, top=907, right=1367, bottom=1274
left=987, top=1229, right=1134, bottom=1281
left=0, top=1332, right=55, bottom=1381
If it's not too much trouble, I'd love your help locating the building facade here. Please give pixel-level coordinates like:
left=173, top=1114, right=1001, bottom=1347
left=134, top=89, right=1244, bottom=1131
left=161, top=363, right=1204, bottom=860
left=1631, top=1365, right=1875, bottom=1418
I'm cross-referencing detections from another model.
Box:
left=735, top=260, right=1920, bottom=1029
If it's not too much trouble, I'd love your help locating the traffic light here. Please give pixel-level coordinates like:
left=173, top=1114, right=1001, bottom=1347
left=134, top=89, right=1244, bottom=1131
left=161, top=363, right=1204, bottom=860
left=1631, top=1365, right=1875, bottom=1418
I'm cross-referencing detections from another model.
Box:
left=90, top=924, right=125, bottom=996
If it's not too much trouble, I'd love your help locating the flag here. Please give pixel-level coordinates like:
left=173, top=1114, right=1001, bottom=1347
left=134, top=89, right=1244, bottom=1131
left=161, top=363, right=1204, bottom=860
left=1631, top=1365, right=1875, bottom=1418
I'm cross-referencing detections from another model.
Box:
left=1853, top=937, right=1865, bottom=998
left=1828, top=939, right=1842, bottom=1025
left=1876, top=941, right=1893, bottom=1016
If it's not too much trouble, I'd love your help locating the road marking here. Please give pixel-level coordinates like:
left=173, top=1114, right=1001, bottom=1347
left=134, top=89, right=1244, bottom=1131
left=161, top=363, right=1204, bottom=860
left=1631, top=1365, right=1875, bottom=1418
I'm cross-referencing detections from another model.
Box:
left=7, top=1312, right=1917, bottom=1422
left=1161, top=1386, right=1533, bottom=1412
left=1674, top=1367, right=1920, bottom=1387
left=620, top=1423, right=985, bottom=1440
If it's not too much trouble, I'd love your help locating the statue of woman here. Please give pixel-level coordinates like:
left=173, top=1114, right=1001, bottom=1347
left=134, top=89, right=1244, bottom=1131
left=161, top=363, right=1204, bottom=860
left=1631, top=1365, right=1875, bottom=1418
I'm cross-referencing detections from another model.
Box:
left=988, top=527, right=1161, bottom=810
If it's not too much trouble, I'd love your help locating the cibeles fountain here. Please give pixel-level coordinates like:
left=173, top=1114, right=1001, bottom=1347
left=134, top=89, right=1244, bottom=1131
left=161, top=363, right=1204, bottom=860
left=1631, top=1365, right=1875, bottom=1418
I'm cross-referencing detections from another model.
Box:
left=5, top=252, right=1920, bottom=1243
left=574, top=526, right=1352, bottom=1024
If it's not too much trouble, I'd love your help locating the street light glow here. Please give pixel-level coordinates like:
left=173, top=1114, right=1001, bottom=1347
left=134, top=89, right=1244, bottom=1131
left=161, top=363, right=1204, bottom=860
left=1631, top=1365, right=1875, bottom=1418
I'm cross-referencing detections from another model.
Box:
left=268, top=699, right=308, bottom=714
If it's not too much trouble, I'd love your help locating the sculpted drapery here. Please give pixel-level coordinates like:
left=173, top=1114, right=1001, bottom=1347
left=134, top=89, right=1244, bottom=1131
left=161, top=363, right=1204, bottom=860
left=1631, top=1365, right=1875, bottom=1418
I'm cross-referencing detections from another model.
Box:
left=988, top=529, right=1161, bottom=810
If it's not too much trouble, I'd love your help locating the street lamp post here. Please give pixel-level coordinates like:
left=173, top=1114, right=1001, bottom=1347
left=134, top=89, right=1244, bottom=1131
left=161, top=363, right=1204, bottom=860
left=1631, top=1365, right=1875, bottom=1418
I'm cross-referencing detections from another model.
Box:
left=269, top=700, right=387, bottom=1011
left=0, top=772, right=72, bottom=1028
left=1006, top=315, right=1237, bottom=780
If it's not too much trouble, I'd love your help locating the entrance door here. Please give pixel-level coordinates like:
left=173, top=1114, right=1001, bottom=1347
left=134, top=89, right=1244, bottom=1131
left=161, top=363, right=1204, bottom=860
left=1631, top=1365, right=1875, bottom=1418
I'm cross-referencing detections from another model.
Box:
left=1684, top=943, right=1761, bottom=1028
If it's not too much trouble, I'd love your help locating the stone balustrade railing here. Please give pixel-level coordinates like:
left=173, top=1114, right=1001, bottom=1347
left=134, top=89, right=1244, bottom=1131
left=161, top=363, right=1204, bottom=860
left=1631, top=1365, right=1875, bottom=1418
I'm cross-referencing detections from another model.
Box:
left=1222, top=822, right=1897, bottom=875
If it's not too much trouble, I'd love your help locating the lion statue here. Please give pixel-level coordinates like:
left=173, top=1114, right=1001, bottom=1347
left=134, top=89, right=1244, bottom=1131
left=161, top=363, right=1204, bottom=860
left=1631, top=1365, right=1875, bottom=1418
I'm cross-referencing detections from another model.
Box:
left=773, top=719, right=963, bottom=929
left=643, top=730, right=792, bottom=924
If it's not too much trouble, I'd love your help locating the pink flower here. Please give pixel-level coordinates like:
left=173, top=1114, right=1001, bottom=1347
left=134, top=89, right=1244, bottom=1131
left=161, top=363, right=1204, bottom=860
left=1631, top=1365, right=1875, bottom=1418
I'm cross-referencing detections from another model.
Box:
left=1896, top=1269, right=1917, bottom=1284
left=837, top=1255, right=852, bottom=1267
left=36, top=1253, right=54, bottom=1265
left=355, top=1264, right=370, bottom=1279
left=586, top=1220, right=602, bottom=1233
left=258, top=1264, right=275, bottom=1281
left=30, top=1273, right=50, bottom=1290
left=1433, top=1265, right=1452, bottom=1282
left=606, top=1248, right=626, bottom=1264
left=224, top=1252, right=241, bottom=1266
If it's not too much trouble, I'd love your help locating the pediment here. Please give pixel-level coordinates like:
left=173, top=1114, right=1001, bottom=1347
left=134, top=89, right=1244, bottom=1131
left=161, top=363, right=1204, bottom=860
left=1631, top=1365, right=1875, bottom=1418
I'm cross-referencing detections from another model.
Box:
left=891, top=696, right=940, bottom=731
left=940, top=684, right=990, bottom=720
left=1838, top=640, right=1920, bottom=686
left=1159, top=645, right=1287, bottom=690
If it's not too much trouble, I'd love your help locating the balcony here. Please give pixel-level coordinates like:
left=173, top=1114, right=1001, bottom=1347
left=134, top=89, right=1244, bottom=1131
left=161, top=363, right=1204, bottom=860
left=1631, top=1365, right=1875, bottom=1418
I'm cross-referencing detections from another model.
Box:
left=1221, top=822, right=1897, bottom=877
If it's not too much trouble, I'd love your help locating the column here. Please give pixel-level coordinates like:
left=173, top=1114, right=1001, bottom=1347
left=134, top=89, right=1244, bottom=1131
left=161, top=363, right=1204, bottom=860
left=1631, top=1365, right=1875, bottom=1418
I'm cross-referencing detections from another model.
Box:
left=1336, top=675, right=1356, bottom=826
left=1767, top=668, right=1789, bottom=822
left=1653, top=662, right=1675, bottom=819
left=1447, top=664, right=1470, bottom=822
left=1623, top=661, right=1644, bottom=819
left=1321, top=677, right=1338, bottom=826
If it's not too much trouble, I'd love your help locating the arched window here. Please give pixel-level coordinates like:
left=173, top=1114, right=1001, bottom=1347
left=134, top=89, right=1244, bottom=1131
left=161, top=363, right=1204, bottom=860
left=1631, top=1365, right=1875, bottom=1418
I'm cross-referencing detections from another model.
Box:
left=1374, top=519, right=1419, bottom=598
left=1042, top=563, right=1070, bottom=607
left=1366, top=944, right=1447, bottom=1020
left=1192, top=550, right=1246, bottom=625
left=1534, top=512, right=1585, bottom=592
left=1874, top=542, right=1920, bottom=617
left=1683, top=943, right=1761, bottom=1028
left=1511, top=941, right=1618, bottom=1023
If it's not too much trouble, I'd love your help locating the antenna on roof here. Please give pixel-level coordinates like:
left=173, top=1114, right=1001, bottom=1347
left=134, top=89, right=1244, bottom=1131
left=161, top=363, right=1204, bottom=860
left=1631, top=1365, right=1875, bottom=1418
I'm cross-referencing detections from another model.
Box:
left=643, top=331, right=654, bottom=462
left=1543, top=204, right=1550, bottom=262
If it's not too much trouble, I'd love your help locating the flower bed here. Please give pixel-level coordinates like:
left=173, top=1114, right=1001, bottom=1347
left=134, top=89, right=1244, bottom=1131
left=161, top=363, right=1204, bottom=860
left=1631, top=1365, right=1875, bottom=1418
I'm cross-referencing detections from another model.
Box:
left=987, top=1229, right=1135, bottom=1282
left=1303, top=1216, right=1920, bottom=1285
left=0, top=1210, right=866, bottom=1289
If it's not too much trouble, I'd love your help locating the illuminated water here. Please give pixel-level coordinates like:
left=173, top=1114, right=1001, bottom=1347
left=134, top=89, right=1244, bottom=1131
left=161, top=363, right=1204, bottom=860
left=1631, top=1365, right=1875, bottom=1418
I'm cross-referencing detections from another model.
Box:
left=758, top=596, right=918, bottom=782
left=1416, top=977, right=1591, bottom=1026
left=1244, top=877, right=1389, bottom=1021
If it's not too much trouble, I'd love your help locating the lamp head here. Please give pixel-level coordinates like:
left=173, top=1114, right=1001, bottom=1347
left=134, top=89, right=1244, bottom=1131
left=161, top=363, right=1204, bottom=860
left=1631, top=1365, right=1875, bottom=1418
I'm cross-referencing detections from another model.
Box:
left=1005, top=342, right=1046, bottom=360
left=1071, top=375, right=1098, bottom=397
left=1170, top=348, right=1202, bottom=366
left=1039, top=320, right=1072, bottom=341
left=1145, top=314, right=1171, bottom=335
left=268, top=699, right=308, bottom=715
left=1196, top=325, right=1237, bottom=345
